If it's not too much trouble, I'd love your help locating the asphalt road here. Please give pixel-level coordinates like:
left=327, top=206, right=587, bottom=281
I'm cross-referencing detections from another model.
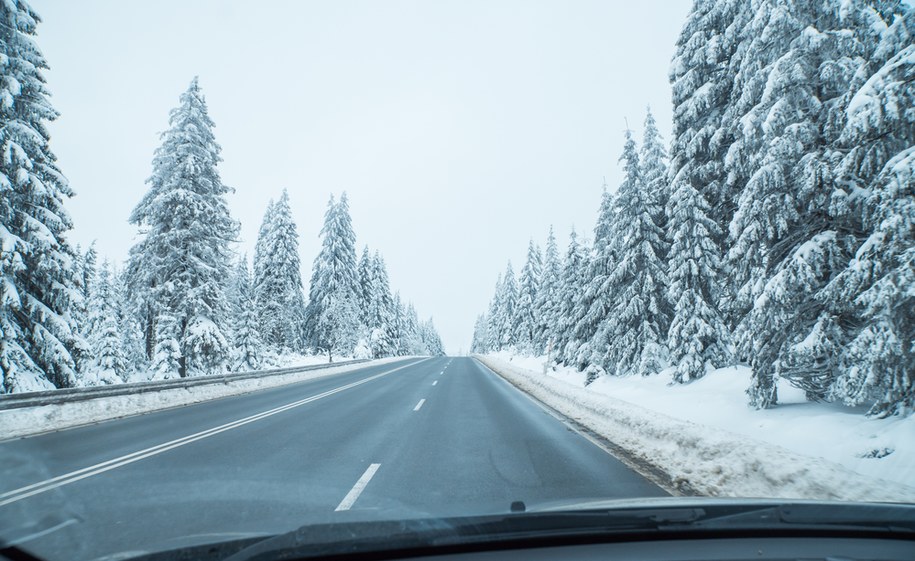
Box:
left=0, top=356, right=666, bottom=560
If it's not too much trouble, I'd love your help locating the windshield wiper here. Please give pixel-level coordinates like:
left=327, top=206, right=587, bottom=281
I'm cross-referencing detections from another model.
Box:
left=121, top=500, right=915, bottom=561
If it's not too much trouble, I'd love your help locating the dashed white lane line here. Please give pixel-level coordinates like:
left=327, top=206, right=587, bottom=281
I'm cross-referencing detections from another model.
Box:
left=335, top=463, right=381, bottom=511
left=413, top=398, right=426, bottom=411
left=432, top=380, right=438, bottom=386
left=0, top=360, right=426, bottom=508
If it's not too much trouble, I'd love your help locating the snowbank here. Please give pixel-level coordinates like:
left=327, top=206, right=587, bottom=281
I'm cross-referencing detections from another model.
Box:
left=1, top=357, right=413, bottom=440
left=477, top=353, right=915, bottom=503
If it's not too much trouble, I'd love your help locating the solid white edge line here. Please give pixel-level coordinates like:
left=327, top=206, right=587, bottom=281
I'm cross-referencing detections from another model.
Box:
left=413, top=398, right=426, bottom=411
left=0, top=360, right=426, bottom=507
left=334, top=463, right=381, bottom=511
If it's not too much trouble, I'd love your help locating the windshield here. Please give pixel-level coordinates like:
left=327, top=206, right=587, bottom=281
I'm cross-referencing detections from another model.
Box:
left=1, top=1, right=913, bottom=560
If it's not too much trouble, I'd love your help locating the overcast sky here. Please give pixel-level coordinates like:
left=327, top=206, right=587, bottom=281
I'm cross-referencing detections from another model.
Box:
left=35, top=0, right=691, bottom=354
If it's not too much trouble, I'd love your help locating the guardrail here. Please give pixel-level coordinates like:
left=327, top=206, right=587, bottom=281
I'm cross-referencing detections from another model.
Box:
left=0, top=359, right=370, bottom=411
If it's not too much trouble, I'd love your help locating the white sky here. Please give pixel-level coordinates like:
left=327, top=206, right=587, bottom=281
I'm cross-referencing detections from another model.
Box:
left=35, top=0, right=691, bottom=354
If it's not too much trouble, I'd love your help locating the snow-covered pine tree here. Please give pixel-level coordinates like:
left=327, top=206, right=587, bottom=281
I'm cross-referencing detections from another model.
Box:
left=555, top=229, right=590, bottom=369
left=640, top=107, right=670, bottom=236
left=113, top=266, right=145, bottom=374
left=367, top=251, right=396, bottom=358
left=571, top=187, right=615, bottom=371
left=86, top=259, right=126, bottom=384
left=0, top=1, right=81, bottom=392
left=253, top=189, right=306, bottom=353
left=726, top=1, right=892, bottom=407
left=600, top=129, right=669, bottom=377
left=821, top=8, right=915, bottom=416
left=419, top=317, right=445, bottom=356
left=127, top=77, right=238, bottom=377
left=471, top=313, right=490, bottom=354
left=304, top=193, right=361, bottom=360
left=401, top=302, right=425, bottom=355
left=151, top=313, right=181, bottom=379
left=533, top=226, right=562, bottom=354
left=485, top=273, right=504, bottom=351
left=670, top=0, right=750, bottom=237
left=498, top=262, right=519, bottom=349
left=70, top=243, right=95, bottom=379
left=357, top=245, right=373, bottom=325
left=515, top=240, right=542, bottom=354
left=229, top=256, right=263, bottom=371
left=666, top=164, right=730, bottom=383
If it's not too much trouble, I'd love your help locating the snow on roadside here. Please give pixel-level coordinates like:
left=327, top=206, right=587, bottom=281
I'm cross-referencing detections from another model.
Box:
left=478, top=352, right=915, bottom=503
left=0, top=357, right=415, bottom=441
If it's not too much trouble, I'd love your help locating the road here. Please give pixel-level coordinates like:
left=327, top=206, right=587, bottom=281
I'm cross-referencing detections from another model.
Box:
left=0, top=356, right=666, bottom=560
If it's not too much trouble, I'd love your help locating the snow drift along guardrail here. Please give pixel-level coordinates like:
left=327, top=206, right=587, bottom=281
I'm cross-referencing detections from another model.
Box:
left=0, top=359, right=368, bottom=411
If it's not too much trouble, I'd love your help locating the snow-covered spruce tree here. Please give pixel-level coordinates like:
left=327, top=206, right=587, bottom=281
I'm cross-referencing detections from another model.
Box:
left=497, top=262, right=519, bottom=349
left=600, top=129, right=669, bottom=377
left=358, top=246, right=374, bottom=314
left=69, top=243, right=95, bottom=379
left=515, top=240, right=542, bottom=354
left=470, top=313, right=490, bottom=354
left=0, top=1, right=81, bottom=392
left=401, top=302, right=426, bottom=355
left=670, top=0, right=750, bottom=239
left=304, top=193, right=361, bottom=361
left=555, top=229, right=590, bottom=369
left=253, top=189, right=306, bottom=353
left=127, top=77, right=238, bottom=377
left=570, top=187, right=615, bottom=371
left=230, top=256, right=263, bottom=371
left=151, top=313, right=181, bottom=379
left=419, top=317, right=445, bottom=356
left=485, top=273, right=504, bottom=351
left=113, top=266, right=146, bottom=374
left=367, top=251, right=396, bottom=358
left=726, top=1, right=899, bottom=408
left=533, top=226, right=562, bottom=354
left=666, top=166, right=730, bottom=383
left=86, top=260, right=126, bottom=384
left=640, top=107, right=670, bottom=237
left=820, top=11, right=915, bottom=416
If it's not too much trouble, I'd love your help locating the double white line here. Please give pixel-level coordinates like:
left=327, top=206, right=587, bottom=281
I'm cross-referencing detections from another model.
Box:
left=0, top=359, right=425, bottom=508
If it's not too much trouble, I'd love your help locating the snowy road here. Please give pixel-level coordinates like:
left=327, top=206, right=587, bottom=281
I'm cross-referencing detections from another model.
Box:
left=0, top=357, right=665, bottom=560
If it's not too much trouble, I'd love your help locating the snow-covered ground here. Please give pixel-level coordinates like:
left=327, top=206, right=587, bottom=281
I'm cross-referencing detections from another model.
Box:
left=479, top=351, right=915, bottom=502
left=0, top=357, right=413, bottom=440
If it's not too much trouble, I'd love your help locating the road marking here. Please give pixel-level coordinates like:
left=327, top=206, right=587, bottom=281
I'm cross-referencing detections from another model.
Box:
left=432, top=380, right=438, bottom=386
left=413, top=398, right=426, bottom=411
left=0, top=360, right=426, bottom=508
left=334, top=463, right=380, bottom=511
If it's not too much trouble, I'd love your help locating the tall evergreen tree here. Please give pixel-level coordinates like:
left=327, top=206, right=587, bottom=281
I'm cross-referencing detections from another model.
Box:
left=253, top=189, right=306, bottom=353
left=86, top=260, right=126, bottom=384
left=485, top=273, right=504, bottom=351
left=0, top=1, right=80, bottom=392
left=230, top=256, right=263, bottom=371
left=640, top=107, right=670, bottom=234
left=114, top=266, right=145, bottom=374
left=600, top=129, right=669, bottom=377
left=572, top=187, right=615, bottom=369
left=498, top=262, right=519, bottom=349
left=471, top=313, right=490, bottom=354
left=515, top=240, right=542, bottom=354
left=305, top=193, right=361, bottom=360
left=666, top=166, right=730, bottom=383
left=356, top=245, right=373, bottom=325
left=127, top=77, right=238, bottom=377
left=821, top=10, right=915, bottom=416
left=555, top=229, right=590, bottom=368
left=533, top=226, right=562, bottom=353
